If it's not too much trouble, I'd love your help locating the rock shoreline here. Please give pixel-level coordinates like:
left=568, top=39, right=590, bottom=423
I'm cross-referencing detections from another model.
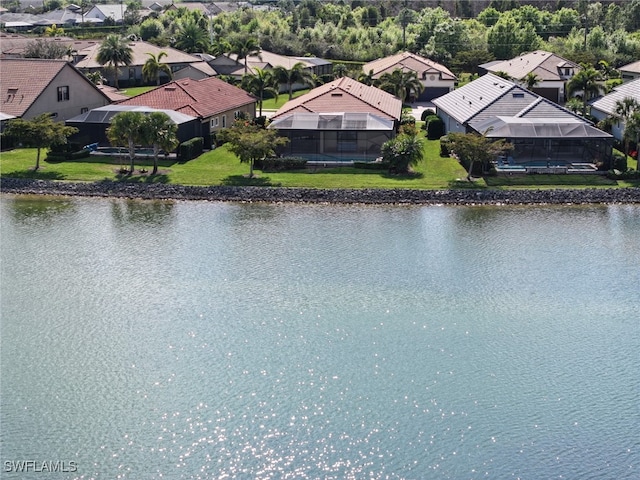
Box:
left=2, top=178, right=640, bottom=205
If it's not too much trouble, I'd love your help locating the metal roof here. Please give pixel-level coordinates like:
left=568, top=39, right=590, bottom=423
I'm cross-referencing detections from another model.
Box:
left=268, top=112, right=394, bottom=131
left=589, top=78, right=640, bottom=116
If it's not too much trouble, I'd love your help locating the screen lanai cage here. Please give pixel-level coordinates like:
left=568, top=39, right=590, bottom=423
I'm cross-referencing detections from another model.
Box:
left=269, top=112, right=396, bottom=163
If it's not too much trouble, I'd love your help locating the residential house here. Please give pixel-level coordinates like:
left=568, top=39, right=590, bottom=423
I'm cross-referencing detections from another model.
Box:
left=589, top=78, right=640, bottom=143
left=66, top=105, right=200, bottom=147
left=74, top=41, right=213, bottom=88
left=269, top=77, right=402, bottom=162
left=118, top=76, right=256, bottom=148
left=83, top=3, right=152, bottom=24
left=209, top=50, right=332, bottom=91
left=619, top=60, right=640, bottom=83
left=480, top=50, right=579, bottom=103
left=361, top=52, right=456, bottom=101
left=433, top=73, right=613, bottom=171
left=0, top=58, right=110, bottom=122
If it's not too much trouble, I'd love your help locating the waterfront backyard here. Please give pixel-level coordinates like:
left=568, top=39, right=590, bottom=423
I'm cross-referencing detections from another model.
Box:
left=1, top=139, right=638, bottom=190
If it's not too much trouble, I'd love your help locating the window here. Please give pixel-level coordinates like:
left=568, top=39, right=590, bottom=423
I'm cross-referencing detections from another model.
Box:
left=81, top=107, right=88, bottom=114
left=222, top=115, right=226, bottom=128
left=57, top=86, right=69, bottom=102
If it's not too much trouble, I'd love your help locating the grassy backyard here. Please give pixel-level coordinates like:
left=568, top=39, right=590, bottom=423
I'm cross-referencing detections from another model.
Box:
left=2, top=139, right=638, bottom=190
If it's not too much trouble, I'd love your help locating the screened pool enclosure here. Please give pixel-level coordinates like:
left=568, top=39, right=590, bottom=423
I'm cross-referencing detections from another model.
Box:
left=474, top=116, right=614, bottom=170
left=269, top=112, right=396, bottom=163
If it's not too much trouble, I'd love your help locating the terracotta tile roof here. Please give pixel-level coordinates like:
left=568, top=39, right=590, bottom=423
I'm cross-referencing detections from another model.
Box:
left=271, top=77, right=402, bottom=121
left=362, top=52, right=456, bottom=81
left=0, top=58, right=108, bottom=117
left=118, top=76, right=256, bottom=119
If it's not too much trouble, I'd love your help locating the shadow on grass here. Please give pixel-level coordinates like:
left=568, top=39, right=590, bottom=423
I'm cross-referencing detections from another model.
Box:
left=114, top=173, right=170, bottom=184
left=221, top=175, right=280, bottom=186
left=2, top=169, right=66, bottom=180
left=448, top=178, right=487, bottom=189
left=308, top=167, right=425, bottom=180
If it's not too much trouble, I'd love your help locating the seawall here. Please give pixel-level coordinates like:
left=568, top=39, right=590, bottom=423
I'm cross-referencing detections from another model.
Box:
left=2, top=178, right=640, bottom=205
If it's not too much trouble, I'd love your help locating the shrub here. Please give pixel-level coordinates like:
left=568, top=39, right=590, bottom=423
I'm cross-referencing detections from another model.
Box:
left=439, top=135, right=451, bottom=157
left=425, top=115, right=444, bottom=139
left=178, top=137, right=203, bottom=161
left=254, top=156, right=307, bottom=171
left=45, top=147, right=90, bottom=161
left=612, top=151, right=627, bottom=171
left=353, top=160, right=391, bottom=170
left=420, top=109, right=436, bottom=121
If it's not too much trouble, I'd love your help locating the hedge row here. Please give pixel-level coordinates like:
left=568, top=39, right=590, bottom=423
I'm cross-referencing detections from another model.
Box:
left=179, top=137, right=203, bottom=161
left=254, top=156, right=307, bottom=171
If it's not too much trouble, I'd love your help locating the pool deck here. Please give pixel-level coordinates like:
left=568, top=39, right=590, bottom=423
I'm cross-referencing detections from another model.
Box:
left=494, top=161, right=601, bottom=175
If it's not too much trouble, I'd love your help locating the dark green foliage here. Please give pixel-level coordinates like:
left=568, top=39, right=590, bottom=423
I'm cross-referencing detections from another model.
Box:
left=179, top=137, right=204, bottom=161
left=440, top=135, right=451, bottom=157
left=611, top=151, right=628, bottom=171
left=254, top=156, right=307, bottom=172
left=353, top=161, right=391, bottom=170
left=46, top=149, right=90, bottom=161
left=425, top=115, right=444, bottom=140
left=421, top=109, right=436, bottom=122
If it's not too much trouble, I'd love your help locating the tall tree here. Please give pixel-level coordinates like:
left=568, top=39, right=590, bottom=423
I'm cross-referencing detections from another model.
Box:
left=241, top=68, right=279, bottom=117
left=377, top=69, right=423, bottom=103
left=96, top=35, right=133, bottom=90
left=614, top=97, right=640, bottom=162
left=142, top=51, right=172, bottom=86
left=230, top=35, right=261, bottom=74
left=140, top=112, right=179, bottom=175
left=174, top=18, right=209, bottom=53
left=397, top=8, right=416, bottom=48
left=4, top=114, right=78, bottom=171
left=446, top=131, right=512, bottom=181
left=566, top=65, right=603, bottom=117
left=106, top=111, right=146, bottom=174
left=273, top=62, right=315, bottom=100
left=217, top=121, right=288, bottom=178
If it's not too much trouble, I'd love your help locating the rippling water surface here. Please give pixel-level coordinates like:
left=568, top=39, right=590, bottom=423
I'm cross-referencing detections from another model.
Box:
left=1, top=196, right=639, bottom=479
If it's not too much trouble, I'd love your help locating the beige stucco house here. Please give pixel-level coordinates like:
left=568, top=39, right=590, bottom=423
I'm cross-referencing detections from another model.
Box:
left=0, top=58, right=110, bottom=122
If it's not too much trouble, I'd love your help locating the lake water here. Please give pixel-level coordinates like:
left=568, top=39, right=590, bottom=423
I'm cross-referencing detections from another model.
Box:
left=1, top=195, right=639, bottom=480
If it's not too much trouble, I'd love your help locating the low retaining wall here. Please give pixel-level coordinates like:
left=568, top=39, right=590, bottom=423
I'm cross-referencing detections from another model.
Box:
left=1, top=178, right=640, bottom=205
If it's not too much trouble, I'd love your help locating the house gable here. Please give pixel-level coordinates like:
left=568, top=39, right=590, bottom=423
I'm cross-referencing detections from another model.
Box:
left=0, top=58, right=110, bottom=120
left=272, top=77, right=402, bottom=121
left=362, top=52, right=456, bottom=81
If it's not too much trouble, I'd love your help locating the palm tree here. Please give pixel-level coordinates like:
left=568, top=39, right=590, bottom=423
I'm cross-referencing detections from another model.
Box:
left=174, top=18, right=209, bottom=53
left=377, top=69, right=424, bottom=103
left=85, top=71, right=104, bottom=85
left=273, top=62, right=315, bottom=100
left=241, top=68, right=278, bottom=117
left=106, top=111, right=146, bottom=174
left=44, top=23, right=64, bottom=37
left=566, top=65, right=603, bottom=116
left=96, top=35, right=133, bottom=90
left=140, top=112, right=179, bottom=175
left=142, top=51, right=172, bottom=86
left=230, top=35, right=261, bottom=74
left=333, top=63, right=348, bottom=79
left=523, top=72, right=540, bottom=90
left=397, top=8, right=416, bottom=48
left=614, top=97, right=640, bottom=161
left=358, top=69, right=376, bottom=86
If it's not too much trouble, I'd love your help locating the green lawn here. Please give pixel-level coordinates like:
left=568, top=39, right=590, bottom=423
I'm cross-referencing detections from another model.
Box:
left=261, top=89, right=310, bottom=111
left=1, top=140, right=638, bottom=190
left=120, top=86, right=157, bottom=97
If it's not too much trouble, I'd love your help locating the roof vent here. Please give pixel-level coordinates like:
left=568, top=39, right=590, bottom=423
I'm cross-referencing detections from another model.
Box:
left=331, top=93, right=343, bottom=97
left=165, top=86, right=176, bottom=91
